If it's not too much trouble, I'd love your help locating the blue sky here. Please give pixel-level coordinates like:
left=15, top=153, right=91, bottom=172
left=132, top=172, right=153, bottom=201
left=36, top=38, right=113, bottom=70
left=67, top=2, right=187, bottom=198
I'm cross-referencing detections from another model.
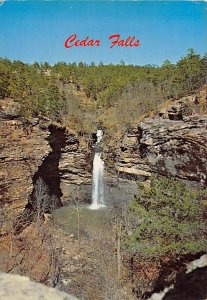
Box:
left=0, top=1, right=206, bottom=65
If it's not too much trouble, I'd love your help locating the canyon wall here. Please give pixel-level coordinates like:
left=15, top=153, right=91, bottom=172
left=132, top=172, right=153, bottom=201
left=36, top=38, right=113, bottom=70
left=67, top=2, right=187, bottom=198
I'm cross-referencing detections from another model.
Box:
left=111, top=89, right=207, bottom=186
left=1, top=88, right=206, bottom=233
left=59, top=134, right=93, bottom=204
left=0, top=98, right=93, bottom=232
left=0, top=99, right=51, bottom=232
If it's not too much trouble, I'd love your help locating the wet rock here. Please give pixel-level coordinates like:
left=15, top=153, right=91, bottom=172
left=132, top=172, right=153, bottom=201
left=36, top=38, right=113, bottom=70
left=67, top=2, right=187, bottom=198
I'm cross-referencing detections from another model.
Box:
left=114, top=128, right=151, bottom=181
left=104, top=176, right=139, bottom=207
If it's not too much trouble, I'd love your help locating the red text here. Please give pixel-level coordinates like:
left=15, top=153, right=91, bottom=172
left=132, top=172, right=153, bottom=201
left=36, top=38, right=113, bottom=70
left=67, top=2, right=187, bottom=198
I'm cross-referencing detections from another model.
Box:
left=109, top=34, right=140, bottom=48
left=64, top=34, right=101, bottom=48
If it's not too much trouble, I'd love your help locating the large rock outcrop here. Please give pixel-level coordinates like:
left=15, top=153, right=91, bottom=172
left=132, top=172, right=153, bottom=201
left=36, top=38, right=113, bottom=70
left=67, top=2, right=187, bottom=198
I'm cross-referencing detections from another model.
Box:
left=0, top=99, right=51, bottom=231
left=59, top=136, right=93, bottom=204
left=114, top=89, right=207, bottom=185
left=0, top=273, right=77, bottom=300
left=138, top=115, right=207, bottom=183
left=0, top=98, right=94, bottom=225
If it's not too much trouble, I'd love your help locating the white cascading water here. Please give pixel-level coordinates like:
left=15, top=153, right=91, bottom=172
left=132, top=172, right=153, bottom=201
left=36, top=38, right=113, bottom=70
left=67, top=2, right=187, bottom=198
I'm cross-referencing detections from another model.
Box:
left=89, top=130, right=105, bottom=210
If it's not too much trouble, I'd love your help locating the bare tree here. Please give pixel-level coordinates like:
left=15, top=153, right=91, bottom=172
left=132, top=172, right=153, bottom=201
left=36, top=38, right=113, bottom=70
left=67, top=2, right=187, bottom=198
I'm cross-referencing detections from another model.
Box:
left=50, top=195, right=59, bottom=212
left=30, top=177, right=50, bottom=222
left=73, top=198, right=81, bottom=254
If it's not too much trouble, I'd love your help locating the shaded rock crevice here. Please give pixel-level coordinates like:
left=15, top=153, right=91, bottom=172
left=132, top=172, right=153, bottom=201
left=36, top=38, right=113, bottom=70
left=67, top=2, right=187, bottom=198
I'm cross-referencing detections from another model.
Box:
left=0, top=96, right=95, bottom=226
left=138, top=126, right=148, bottom=159
left=31, top=125, right=67, bottom=204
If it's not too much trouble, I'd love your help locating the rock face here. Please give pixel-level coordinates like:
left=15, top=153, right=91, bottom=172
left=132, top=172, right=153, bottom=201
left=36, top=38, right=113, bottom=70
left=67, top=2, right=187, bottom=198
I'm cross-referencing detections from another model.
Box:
left=103, top=176, right=139, bottom=207
left=59, top=137, right=92, bottom=186
left=0, top=99, right=51, bottom=232
left=0, top=273, right=77, bottom=300
left=59, top=136, right=93, bottom=204
left=0, top=98, right=94, bottom=225
left=114, top=127, right=151, bottom=180
left=1, top=88, right=206, bottom=230
left=139, top=116, right=207, bottom=184
left=114, top=89, right=207, bottom=185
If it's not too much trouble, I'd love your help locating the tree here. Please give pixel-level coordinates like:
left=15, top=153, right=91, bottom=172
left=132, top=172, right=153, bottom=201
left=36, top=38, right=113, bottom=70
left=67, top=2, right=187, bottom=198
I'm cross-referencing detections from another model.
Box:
left=119, top=59, right=125, bottom=66
left=30, top=177, right=50, bottom=221
left=1, top=50, right=206, bottom=130
left=125, top=176, right=207, bottom=258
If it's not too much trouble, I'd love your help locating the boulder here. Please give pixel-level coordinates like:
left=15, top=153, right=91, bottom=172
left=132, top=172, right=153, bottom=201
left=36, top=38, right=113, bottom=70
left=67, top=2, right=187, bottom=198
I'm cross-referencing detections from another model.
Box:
left=0, top=273, right=77, bottom=300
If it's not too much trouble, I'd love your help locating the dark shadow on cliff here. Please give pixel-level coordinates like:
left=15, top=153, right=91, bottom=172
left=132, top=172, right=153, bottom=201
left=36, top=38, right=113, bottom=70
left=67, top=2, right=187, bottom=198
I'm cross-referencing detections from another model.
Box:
left=14, top=125, right=67, bottom=233
left=143, top=253, right=207, bottom=300
left=163, top=266, right=207, bottom=300
left=32, top=125, right=66, bottom=200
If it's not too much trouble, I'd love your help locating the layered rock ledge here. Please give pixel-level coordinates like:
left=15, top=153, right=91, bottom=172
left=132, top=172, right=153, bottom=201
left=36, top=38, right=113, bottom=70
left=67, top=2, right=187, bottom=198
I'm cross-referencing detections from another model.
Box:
left=0, top=99, right=51, bottom=231
left=114, top=89, right=207, bottom=185
left=0, top=98, right=93, bottom=225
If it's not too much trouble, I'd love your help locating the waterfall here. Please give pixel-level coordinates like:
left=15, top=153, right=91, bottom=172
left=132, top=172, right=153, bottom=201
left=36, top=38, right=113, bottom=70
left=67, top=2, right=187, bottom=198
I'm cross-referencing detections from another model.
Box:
left=89, top=130, right=105, bottom=210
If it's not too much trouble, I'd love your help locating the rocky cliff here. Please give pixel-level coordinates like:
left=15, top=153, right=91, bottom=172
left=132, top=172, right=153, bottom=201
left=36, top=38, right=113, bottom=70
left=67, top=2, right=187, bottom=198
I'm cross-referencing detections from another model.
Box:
left=0, top=98, right=93, bottom=233
left=59, top=135, right=93, bottom=204
left=0, top=99, right=51, bottom=232
left=113, top=88, right=207, bottom=186
left=1, top=88, right=207, bottom=232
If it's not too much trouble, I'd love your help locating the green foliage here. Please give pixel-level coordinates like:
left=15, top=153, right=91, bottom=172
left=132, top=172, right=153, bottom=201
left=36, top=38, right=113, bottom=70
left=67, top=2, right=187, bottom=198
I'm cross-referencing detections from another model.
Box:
left=0, top=49, right=206, bottom=135
left=125, top=177, right=207, bottom=258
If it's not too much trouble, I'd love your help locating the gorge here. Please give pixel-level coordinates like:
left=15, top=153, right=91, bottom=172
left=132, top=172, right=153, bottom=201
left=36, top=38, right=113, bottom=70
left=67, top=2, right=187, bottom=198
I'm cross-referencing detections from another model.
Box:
left=0, top=59, right=207, bottom=299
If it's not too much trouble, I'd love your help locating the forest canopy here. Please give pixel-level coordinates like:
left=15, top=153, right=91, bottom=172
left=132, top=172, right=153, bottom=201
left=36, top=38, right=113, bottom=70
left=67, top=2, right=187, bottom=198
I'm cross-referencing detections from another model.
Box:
left=0, top=49, right=207, bottom=134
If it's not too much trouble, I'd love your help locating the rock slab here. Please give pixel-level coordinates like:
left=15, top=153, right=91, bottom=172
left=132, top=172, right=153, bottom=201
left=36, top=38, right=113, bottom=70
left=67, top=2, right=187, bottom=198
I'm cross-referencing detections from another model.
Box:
left=0, top=273, right=77, bottom=300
